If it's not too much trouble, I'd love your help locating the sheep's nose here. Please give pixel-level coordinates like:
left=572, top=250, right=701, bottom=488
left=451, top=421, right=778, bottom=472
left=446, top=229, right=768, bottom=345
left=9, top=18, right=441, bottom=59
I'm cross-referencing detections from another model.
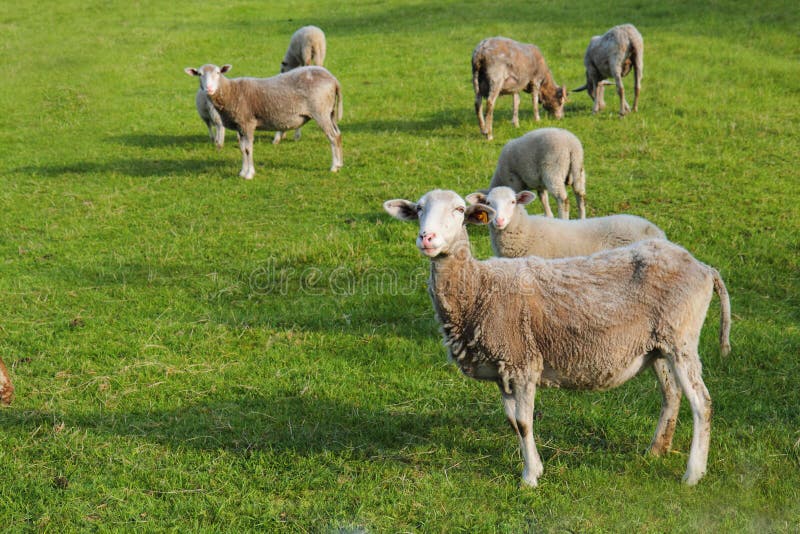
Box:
left=420, top=232, right=436, bottom=246
left=495, top=217, right=505, bottom=227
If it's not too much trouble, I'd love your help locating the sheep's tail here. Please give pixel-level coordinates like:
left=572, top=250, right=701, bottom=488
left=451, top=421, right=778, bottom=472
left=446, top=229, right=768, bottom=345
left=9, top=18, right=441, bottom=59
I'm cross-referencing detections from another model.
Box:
left=471, top=52, right=484, bottom=96
left=712, top=269, right=732, bottom=356
left=572, top=83, right=588, bottom=92
left=337, top=82, right=343, bottom=121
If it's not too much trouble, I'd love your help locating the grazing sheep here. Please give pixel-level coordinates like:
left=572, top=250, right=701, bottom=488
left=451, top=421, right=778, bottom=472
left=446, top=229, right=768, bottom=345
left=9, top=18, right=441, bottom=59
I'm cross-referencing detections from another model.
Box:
left=275, top=25, right=328, bottom=145
left=466, top=186, right=665, bottom=258
left=472, top=37, right=567, bottom=141
left=0, top=356, right=13, bottom=405
left=184, top=63, right=343, bottom=179
left=573, top=24, right=643, bottom=116
left=489, top=128, right=586, bottom=219
left=383, top=189, right=731, bottom=487
left=195, top=89, right=226, bottom=148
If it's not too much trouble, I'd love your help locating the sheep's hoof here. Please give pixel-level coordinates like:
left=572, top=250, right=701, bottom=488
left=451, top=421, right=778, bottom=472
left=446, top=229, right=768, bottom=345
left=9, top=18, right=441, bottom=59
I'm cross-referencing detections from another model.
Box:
left=682, top=470, right=704, bottom=486
left=330, top=165, right=342, bottom=173
left=240, top=171, right=255, bottom=180
left=485, top=134, right=493, bottom=141
left=520, top=475, right=539, bottom=488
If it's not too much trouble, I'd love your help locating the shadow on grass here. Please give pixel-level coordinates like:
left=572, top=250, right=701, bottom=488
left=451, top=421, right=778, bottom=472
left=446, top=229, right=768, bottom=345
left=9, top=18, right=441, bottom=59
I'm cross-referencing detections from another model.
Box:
left=13, top=158, right=230, bottom=178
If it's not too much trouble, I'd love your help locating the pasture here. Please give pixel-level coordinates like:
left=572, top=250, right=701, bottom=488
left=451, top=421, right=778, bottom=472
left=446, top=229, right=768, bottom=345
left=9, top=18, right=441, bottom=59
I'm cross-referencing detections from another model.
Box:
left=1, top=0, right=798, bottom=531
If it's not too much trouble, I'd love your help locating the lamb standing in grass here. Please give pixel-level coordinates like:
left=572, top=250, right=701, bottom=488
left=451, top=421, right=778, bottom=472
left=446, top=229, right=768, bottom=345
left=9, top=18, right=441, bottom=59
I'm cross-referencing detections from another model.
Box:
left=573, top=24, right=643, bottom=116
left=467, top=187, right=665, bottom=258
left=275, top=25, right=328, bottom=145
left=184, top=63, right=343, bottom=179
left=384, top=189, right=731, bottom=487
left=489, top=128, right=586, bottom=219
left=194, top=89, right=226, bottom=148
left=472, top=37, right=568, bottom=141
left=0, top=356, right=13, bottom=405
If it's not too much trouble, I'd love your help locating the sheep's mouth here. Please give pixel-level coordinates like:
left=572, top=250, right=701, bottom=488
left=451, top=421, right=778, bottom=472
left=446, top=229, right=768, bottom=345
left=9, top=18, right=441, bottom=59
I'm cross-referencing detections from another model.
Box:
left=419, top=246, right=441, bottom=257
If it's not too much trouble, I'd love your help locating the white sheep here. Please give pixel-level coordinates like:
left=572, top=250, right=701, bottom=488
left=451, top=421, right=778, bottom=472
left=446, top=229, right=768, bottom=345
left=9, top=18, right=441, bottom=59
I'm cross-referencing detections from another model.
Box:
left=573, top=24, right=643, bottom=116
left=195, top=89, right=226, bottom=148
left=384, top=189, right=731, bottom=487
left=489, top=128, right=586, bottom=219
left=472, top=37, right=567, bottom=141
left=274, top=25, right=328, bottom=145
left=467, top=186, right=665, bottom=258
left=0, top=356, right=13, bottom=405
left=184, top=63, right=343, bottom=179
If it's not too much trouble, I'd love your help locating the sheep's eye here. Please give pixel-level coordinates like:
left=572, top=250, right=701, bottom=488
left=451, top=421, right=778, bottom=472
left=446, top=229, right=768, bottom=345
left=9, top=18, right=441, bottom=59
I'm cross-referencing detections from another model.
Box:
left=511, top=200, right=516, bottom=205
left=455, top=206, right=465, bottom=214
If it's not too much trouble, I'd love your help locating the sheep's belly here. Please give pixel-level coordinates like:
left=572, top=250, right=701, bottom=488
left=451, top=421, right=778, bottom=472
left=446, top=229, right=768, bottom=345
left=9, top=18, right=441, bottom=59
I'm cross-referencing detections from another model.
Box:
left=540, top=353, right=654, bottom=390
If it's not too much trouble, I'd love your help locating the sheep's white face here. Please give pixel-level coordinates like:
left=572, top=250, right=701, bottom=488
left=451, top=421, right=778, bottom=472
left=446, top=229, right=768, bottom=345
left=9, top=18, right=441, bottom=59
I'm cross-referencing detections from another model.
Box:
left=466, top=187, right=535, bottom=231
left=184, top=64, right=231, bottom=96
left=384, top=190, right=494, bottom=258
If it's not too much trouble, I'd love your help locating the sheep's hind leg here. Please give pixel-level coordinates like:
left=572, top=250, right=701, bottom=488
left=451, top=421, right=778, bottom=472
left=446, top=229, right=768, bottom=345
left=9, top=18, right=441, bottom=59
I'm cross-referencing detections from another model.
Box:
left=512, top=93, right=520, bottom=127
left=272, top=131, right=287, bottom=145
left=614, top=71, right=630, bottom=116
left=484, top=84, right=502, bottom=141
left=648, top=358, right=682, bottom=456
left=293, top=128, right=302, bottom=141
left=317, top=116, right=343, bottom=172
left=475, top=93, right=487, bottom=136
left=538, top=189, right=554, bottom=218
left=668, top=349, right=712, bottom=485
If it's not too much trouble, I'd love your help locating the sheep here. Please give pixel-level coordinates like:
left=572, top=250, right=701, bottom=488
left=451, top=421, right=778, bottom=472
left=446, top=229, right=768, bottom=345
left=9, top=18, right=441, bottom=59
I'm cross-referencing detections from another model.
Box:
left=0, top=356, right=13, bottom=405
left=466, top=186, right=665, bottom=259
left=573, top=24, right=643, bottom=116
left=275, top=25, right=328, bottom=145
left=489, top=128, right=586, bottom=219
left=472, top=37, right=568, bottom=141
left=194, top=89, right=226, bottom=148
left=383, top=189, right=731, bottom=487
left=184, top=63, right=343, bottom=179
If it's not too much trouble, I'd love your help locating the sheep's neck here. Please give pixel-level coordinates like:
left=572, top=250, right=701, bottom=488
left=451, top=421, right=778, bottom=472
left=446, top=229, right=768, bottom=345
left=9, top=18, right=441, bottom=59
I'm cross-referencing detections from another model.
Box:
left=208, top=78, right=230, bottom=110
left=489, top=206, right=529, bottom=256
left=428, top=231, right=480, bottom=325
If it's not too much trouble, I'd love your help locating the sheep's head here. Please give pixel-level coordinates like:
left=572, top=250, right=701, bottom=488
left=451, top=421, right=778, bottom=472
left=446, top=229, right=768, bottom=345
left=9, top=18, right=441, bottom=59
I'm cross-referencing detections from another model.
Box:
left=466, top=187, right=535, bottom=230
left=384, top=190, right=494, bottom=258
left=542, top=85, right=568, bottom=119
left=184, top=64, right=232, bottom=96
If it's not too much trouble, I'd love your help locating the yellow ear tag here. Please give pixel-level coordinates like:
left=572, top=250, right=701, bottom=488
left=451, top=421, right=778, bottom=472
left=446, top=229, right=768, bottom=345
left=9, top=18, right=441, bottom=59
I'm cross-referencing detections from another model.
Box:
left=477, top=211, right=488, bottom=224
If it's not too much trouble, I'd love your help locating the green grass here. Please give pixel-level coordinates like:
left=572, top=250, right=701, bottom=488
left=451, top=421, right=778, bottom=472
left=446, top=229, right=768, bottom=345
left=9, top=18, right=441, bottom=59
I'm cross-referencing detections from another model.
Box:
left=1, top=0, right=799, bottom=531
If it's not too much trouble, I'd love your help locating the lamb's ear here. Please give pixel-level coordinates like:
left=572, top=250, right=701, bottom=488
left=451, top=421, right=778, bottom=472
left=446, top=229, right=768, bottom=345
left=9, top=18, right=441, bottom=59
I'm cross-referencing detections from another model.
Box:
left=383, top=199, right=419, bottom=221
left=516, top=191, right=536, bottom=205
left=220, top=64, right=232, bottom=73
left=465, top=204, right=495, bottom=226
left=184, top=67, right=199, bottom=76
left=465, top=192, right=488, bottom=205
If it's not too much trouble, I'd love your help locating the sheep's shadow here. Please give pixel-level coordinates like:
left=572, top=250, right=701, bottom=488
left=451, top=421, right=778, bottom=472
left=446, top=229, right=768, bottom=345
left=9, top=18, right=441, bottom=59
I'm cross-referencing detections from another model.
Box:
left=12, top=158, right=230, bottom=178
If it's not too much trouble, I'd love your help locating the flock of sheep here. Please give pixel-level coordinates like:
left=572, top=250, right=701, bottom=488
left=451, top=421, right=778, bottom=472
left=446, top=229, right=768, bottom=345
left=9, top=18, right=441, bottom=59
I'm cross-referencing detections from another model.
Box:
left=0, top=23, right=732, bottom=492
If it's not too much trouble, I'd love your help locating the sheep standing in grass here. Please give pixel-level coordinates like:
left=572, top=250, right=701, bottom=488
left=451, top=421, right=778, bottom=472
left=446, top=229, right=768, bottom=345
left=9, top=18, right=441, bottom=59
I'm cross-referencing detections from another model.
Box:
left=573, top=24, right=643, bottom=116
left=184, top=63, right=343, bottom=179
left=472, top=37, right=567, bottom=141
left=383, top=189, right=731, bottom=487
left=489, top=128, right=586, bottom=219
left=195, top=89, right=226, bottom=148
left=0, top=356, right=13, bottom=405
left=275, top=25, right=328, bottom=145
left=467, top=187, right=665, bottom=258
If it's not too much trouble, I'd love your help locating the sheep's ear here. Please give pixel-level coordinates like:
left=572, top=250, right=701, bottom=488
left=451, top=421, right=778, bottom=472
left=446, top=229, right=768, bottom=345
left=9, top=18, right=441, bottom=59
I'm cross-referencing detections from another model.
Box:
left=516, top=191, right=536, bottom=205
left=465, top=204, right=495, bottom=226
left=465, top=192, right=488, bottom=205
left=220, top=64, right=232, bottom=73
left=185, top=67, right=199, bottom=77
left=383, top=199, right=419, bottom=221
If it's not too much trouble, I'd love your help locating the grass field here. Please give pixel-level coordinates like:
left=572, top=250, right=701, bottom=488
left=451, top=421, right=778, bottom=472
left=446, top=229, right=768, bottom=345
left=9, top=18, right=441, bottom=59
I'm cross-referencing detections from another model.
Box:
left=1, top=0, right=799, bottom=531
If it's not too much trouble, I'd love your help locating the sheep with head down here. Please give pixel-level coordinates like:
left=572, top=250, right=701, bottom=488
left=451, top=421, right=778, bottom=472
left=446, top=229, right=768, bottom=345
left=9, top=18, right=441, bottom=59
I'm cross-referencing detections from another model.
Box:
left=383, top=189, right=730, bottom=487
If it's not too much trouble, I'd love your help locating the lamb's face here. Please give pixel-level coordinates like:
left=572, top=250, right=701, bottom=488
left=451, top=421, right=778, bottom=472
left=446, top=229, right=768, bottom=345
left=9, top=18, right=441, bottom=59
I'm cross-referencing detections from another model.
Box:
left=184, top=64, right=231, bottom=96
left=384, top=190, right=494, bottom=258
left=466, top=187, right=535, bottom=231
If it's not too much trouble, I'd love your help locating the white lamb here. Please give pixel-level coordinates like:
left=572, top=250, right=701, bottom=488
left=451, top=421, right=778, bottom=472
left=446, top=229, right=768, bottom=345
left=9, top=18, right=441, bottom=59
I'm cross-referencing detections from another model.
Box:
left=275, top=25, right=328, bottom=145
left=489, top=128, right=586, bottom=219
left=184, top=63, right=343, bottom=179
left=383, top=189, right=731, bottom=487
left=467, top=186, right=665, bottom=259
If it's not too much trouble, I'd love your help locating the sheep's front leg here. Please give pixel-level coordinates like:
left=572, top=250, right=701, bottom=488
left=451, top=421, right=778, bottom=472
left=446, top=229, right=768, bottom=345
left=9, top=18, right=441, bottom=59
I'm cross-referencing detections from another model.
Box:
left=511, top=378, right=543, bottom=487
left=531, top=87, right=541, bottom=121
left=272, top=131, right=287, bottom=145
left=512, top=93, right=520, bottom=128
left=238, top=129, right=256, bottom=179
left=555, top=193, right=570, bottom=220
left=484, top=85, right=503, bottom=141
left=214, top=125, right=225, bottom=150
left=537, top=189, right=554, bottom=218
